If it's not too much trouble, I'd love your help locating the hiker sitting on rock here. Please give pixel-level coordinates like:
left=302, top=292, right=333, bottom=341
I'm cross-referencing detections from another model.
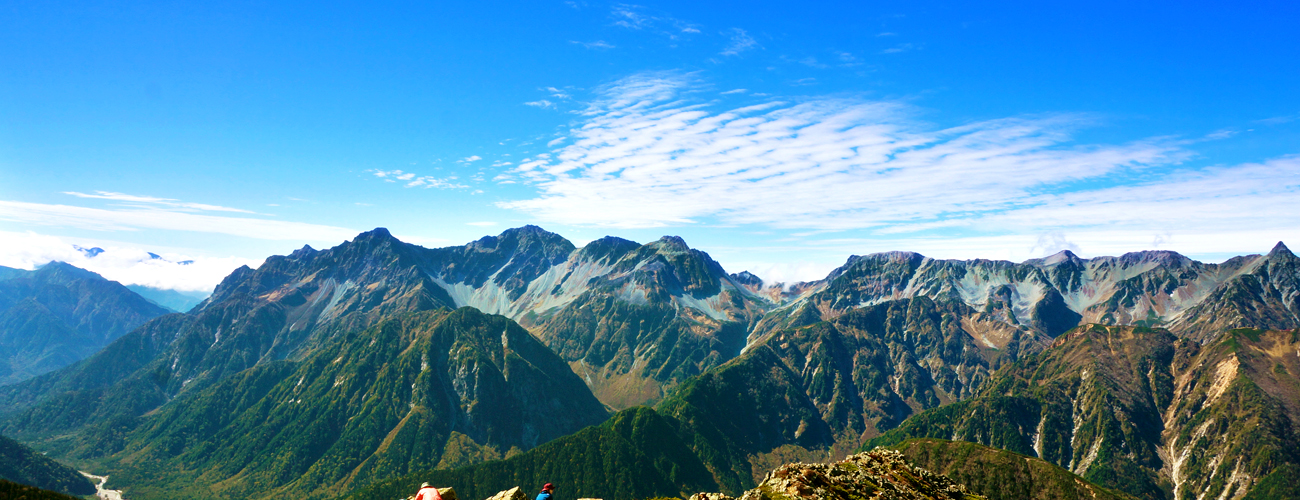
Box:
left=536, top=482, right=555, bottom=500
left=415, top=482, right=442, bottom=500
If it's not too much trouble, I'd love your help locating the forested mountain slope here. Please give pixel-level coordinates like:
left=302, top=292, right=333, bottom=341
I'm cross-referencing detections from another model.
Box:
left=0, top=434, right=94, bottom=496
left=865, top=325, right=1300, bottom=500
left=94, top=308, right=607, bottom=500
left=0, top=262, right=169, bottom=384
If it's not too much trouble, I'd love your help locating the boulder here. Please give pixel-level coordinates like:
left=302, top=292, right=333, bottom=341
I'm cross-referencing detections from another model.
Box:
left=692, top=449, right=984, bottom=500
left=485, top=486, right=525, bottom=500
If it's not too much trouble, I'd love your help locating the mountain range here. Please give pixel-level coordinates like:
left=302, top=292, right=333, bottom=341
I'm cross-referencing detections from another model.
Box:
left=0, top=262, right=170, bottom=385
left=0, top=226, right=1297, bottom=500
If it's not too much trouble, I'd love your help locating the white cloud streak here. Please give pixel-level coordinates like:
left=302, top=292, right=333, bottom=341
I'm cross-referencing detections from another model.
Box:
left=64, top=191, right=255, bottom=213
left=571, top=40, right=615, bottom=50
left=0, top=200, right=359, bottom=242
left=369, top=169, right=469, bottom=189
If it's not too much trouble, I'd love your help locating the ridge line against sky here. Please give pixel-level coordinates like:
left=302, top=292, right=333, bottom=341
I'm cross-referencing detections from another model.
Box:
left=1, top=1, right=1298, bottom=291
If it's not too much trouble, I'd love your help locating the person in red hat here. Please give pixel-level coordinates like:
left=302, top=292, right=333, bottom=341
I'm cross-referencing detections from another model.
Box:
left=535, top=482, right=555, bottom=500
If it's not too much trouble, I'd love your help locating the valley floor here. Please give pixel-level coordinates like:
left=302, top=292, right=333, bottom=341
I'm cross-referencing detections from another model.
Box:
left=80, top=472, right=124, bottom=500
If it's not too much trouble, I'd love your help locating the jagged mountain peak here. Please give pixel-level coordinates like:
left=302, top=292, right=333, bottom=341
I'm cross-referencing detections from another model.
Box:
left=289, top=244, right=317, bottom=259
left=824, top=251, right=926, bottom=282
left=469, top=225, right=574, bottom=252
left=354, top=226, right=395, bottom=241
left=1038, top=249, right=1081, bottom=266
left=729, top=270, right=763, bottom=287
left=575, top=235, right=640, bottom=264
left=1113, top=249, right=1190, bottom=268
left=649, top=235, right=691, bottom=253
left=322, top=228, right=412, bottom=264
left=499, top=223, right=555, bottom=237
left=863, top=250, right=926, bottom=262
left=1268, top=240, right=1294, bottom=259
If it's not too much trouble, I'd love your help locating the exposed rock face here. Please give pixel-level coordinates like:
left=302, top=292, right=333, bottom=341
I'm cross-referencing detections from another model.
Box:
left=529, top=236, right=770, bottom=408
left=753, top=245, right=1300, bottom=344
left=657, top=297, right=1049, bottom=482
left=692, top=449, right=984, bottom=500
left=1169, top=243, right=1300, bottom=341
left=866, top=325, right=1300, bottom=500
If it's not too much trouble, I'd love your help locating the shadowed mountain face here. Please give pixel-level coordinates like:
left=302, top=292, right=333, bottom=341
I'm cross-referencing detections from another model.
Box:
left=0, top=434, right=95, bottom=496
left=752, top=244, right=1300, bottom=344
left=865, top=325, right=1300, bottom=500
left=0, top=263, right=169, bottom=384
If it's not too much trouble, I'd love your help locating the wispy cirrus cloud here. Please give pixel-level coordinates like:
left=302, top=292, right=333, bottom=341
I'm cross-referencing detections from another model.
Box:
left=499, top=72, right=1300, bottom=262
left=881, top=43, right=917, bottom=54
left=64, top=191, right=255, bottom=213
left=720, top=28, right=758, bottom=56
left=610, top=4, right=700, bottom=39
left=368, top=169, right=468, bottom=189
left=572, top=40, right=615, bottom=50
left=0, top=199, right=357, bottom=242
left=495, top=72, right=1204, bottom=232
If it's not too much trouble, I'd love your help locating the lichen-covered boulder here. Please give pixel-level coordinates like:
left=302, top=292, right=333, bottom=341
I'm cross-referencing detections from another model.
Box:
left=484, top=487, right=525, bottom=500
left=693, top=449, right=985, bottom=500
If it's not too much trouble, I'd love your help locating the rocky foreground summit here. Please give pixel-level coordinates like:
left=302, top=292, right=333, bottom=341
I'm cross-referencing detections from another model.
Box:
left=693, top=449, right=984, bottom=500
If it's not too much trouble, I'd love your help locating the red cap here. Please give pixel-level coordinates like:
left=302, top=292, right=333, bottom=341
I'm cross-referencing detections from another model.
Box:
left=543, top=483, right=555, bottom=491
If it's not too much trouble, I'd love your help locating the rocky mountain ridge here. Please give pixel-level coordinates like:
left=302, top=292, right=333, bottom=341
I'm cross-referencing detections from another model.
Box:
left=753, top=243, right=1300, bottom=344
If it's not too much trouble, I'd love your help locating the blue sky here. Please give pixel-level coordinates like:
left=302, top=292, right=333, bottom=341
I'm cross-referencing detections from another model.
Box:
left=2, top=0, right=1299, bottom=291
